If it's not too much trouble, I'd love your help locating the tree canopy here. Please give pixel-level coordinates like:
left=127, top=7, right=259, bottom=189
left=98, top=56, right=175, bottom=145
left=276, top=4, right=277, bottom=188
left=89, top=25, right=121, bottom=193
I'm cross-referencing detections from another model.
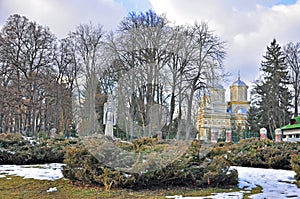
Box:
left=0, top=11, right=227, bottom=139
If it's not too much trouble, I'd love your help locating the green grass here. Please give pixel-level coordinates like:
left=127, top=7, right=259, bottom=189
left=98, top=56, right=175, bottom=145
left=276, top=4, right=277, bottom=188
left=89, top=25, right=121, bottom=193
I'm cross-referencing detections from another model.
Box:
left=0, top=176, right=252, bottom=199
left=242, top=185, right=263, bottom=199
left=0, top=176, right=101, bottom=199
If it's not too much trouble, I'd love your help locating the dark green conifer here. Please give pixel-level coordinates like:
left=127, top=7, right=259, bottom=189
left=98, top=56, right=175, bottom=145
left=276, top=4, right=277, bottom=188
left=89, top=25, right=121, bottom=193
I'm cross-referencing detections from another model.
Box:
left=250, top=39, right=292, bottom=139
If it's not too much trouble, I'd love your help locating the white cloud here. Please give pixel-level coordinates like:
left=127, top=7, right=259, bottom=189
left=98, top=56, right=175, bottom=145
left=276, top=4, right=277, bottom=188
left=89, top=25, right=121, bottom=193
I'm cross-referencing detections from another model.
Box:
left=150, top=0, right=300, bottom=85
left=0, top=0, right=127, bottom=38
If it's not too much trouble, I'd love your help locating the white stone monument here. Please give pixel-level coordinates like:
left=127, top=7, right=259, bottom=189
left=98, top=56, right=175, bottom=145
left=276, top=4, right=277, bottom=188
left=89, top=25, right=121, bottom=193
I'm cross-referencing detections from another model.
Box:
left=103, top=95, right=116, bottom=137
left=50, top=128, right=57, bottom=138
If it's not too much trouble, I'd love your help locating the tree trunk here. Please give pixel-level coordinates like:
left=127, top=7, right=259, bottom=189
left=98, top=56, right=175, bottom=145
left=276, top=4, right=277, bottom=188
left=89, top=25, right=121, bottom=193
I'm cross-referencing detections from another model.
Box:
left=168, top=92, right=175, bottom=139
left=185, top=87, right=194, bottom=140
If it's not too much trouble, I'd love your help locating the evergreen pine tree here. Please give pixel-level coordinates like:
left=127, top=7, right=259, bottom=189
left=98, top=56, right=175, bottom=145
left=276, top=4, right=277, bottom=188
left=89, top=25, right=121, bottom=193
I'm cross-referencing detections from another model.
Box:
left=251, top=39, right=292, bottom=139
left=246, top=105, right=260, bottom=133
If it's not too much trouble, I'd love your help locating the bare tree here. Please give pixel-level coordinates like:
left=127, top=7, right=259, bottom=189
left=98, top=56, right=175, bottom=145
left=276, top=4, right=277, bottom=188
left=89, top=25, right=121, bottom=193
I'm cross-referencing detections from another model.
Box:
left=284, top=42, right=300, bottom=117
left=165, top=25, right=194, bottom=138
left=0, top=14, right=56, bottom=135
left=105, top=11, right=227, bottom=140
left=0, top=60, right=16, bottom=133
left=51, top=36, right=80, bottom=134
left=71, top=23, right=105, bottom=135
left=108, top=10, right=172, bottom=138
left=183, top=23, right=226, bottom=139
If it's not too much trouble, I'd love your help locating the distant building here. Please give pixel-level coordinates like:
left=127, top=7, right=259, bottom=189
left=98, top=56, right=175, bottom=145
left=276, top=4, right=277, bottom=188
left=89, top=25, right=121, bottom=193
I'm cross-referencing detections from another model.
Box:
left=197, top=73, right=250, bottom=141
left=227, top=74, right=251, bottom=131
left=281, top=116, right=300, bottom=142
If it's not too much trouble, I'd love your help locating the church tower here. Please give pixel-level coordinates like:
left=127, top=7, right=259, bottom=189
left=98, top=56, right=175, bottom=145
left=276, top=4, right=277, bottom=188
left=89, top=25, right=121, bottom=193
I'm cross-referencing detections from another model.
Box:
left=197, top=71, right=251, bottom=142
left=229, top=72, right=248, bottom=102
left=227, top=72, right=250, bottom=130
left=197, top=84, right=231, bottom=141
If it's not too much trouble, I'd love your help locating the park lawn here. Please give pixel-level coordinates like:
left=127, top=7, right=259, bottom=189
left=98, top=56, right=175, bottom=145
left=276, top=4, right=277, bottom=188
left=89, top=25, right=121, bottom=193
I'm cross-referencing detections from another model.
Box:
left=0, top=175, right=240, bottom=199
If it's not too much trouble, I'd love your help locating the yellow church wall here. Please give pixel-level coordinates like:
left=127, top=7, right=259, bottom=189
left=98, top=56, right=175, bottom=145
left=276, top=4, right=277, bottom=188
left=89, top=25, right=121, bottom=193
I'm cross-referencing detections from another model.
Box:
left=197, top=75, right=250, bottom=141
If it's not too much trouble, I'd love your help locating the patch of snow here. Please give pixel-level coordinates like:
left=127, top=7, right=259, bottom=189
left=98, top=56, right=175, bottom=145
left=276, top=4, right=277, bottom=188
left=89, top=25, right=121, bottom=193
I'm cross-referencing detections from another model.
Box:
left=233, top=166, right=300, bottom=199
left=124, top=173, right=131, bottom=178
left=166, top=192, right=243, bottom=199
left=0, top=163, right=65, bottom=181
left=0, top=148, right=16, bottom=154
left=166, top=166, right=300, bottom=199
left=166, top=195, right=182, bottom=199
left=0, top=163, right=299, bottom=198
left=22, top=136, right=39, bottom=145
left=46, top=187, right=58, bottom=193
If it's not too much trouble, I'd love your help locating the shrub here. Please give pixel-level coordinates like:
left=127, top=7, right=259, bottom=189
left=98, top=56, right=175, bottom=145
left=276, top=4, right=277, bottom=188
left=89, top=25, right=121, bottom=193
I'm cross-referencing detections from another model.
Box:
left=208, top=138, right=299, bottom=169
left=202, top=156, right=238, bottom=187
left=131, top=137, right=157, bottom=151
left=62, top=137, right=238, bottom=190
left=0, top=133, right=78, bottom=164
left=291, top=155, right=300, bottom=184
left=0, top=133, right=27, bottom=148
left=62, top=144, right=137, bottom=189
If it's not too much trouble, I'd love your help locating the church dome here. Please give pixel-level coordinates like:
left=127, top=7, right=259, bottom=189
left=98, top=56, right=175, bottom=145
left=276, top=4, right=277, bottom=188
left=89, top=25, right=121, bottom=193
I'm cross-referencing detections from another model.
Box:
left=231, top=71, right=247, bottom=87
left=232, top=79, right=247, bottom=87
left=215, top=84, right=224, bottom=89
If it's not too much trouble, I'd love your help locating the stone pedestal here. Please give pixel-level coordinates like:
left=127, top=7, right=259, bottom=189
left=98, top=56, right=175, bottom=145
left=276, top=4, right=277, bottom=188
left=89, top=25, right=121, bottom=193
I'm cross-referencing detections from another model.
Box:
left=275, top=128, right=282, bottom=142
left=260, top=128, right=267, bottom=140
left=157, top=131, right=162, bottom=142
left=200, top=128, right=208, bottom=142
left=211, top=128, right=218, bottom=143
left=50, top=128, right=57, bottom=139
left=225, top=129, right=232, bottom=142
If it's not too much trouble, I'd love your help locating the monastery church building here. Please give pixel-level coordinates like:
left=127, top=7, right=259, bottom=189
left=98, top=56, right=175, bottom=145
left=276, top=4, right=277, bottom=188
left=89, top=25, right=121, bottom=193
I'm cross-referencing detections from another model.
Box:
left=197, top=73, right=250, bottom=141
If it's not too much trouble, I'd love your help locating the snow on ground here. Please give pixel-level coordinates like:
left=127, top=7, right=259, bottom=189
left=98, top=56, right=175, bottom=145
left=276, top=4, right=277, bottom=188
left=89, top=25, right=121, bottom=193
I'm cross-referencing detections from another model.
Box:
left=167, top=166, right=300, bottom=199
left=0, top=163, right=64, bottom=180
left=0, top=164, right=299, bottom=198
left=234, top=166, right=300, bottom=199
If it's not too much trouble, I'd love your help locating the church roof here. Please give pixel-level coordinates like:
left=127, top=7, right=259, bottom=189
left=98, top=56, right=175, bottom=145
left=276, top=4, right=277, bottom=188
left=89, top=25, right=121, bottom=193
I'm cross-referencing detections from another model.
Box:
left=232, top=79, right=247, bottom=86
left=232, top=71, right=247, bottom=87
left=281, top=116, right=300, bottom=130
left=212, top=84, right=224, bottom=89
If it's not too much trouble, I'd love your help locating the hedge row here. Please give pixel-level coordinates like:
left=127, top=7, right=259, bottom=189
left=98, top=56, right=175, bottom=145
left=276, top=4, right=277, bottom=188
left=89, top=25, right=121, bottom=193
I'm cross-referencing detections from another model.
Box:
left=0, top=133, right=78, bottom=164
left=1, top=133, right=299, bottom=189
left=208, top=138, right=300, bottom=169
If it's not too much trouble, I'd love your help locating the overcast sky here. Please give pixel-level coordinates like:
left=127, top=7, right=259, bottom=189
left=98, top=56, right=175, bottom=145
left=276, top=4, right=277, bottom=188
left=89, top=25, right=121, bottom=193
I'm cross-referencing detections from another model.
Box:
left=1, top=0, right=300, bottom=87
